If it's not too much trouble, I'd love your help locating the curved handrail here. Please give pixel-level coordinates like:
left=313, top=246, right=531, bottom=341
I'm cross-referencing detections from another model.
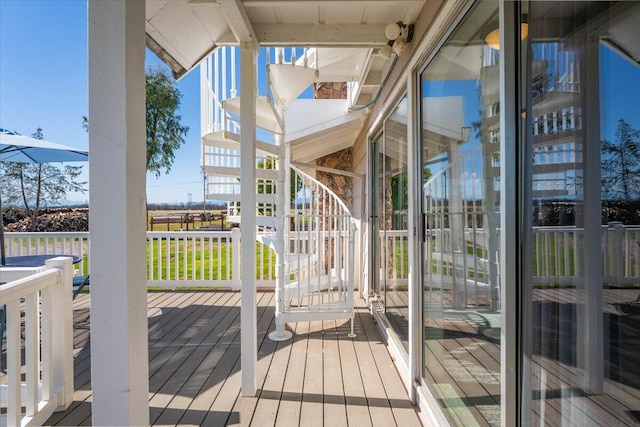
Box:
left=290, top=164, right=352, bottom=216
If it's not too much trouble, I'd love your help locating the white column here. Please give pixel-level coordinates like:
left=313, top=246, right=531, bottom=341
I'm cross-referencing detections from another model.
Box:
left=240, top=41, right=258, bottom=396
left=88, top=2, right=150, bottom=425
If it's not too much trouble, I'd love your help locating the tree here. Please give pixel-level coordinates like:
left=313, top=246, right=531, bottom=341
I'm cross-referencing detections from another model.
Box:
left=601, top=119, right=640, bottom=200
left=0, top=128, right=86, bottom=230
left=83, top=66, right=188, bottom=223
left=145, top=66, right=189, bottom=177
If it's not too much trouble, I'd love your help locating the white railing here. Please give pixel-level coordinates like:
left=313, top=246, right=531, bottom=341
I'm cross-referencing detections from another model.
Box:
left=0, top=257, right=74, bottom=427
left=146, top=229, right=240, bottom=289
left=533, top=222, right=640, bottom=286
left=3, top=232, right=89, bottom=275
left=200, top=46, right=238, bottom=136
left=2, top=230, right=276, bottom=289
left=282, top=167, right=355, bottom=327
left=379, top=229, right=409, bottom=287
left=423, top=145, right=500, bottom=309
left=5, top=222, right=638, bottom=292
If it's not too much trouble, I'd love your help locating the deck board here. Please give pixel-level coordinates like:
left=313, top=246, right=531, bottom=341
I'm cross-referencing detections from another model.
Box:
left=51, top=290, right=419, bottom=427
left=274, top=321, right=308, bottom=427
left=4, top=287, right=639, bottom=426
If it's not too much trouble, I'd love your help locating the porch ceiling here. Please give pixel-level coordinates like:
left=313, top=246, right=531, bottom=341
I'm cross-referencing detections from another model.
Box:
left=145, top=0, right=426, bottom=79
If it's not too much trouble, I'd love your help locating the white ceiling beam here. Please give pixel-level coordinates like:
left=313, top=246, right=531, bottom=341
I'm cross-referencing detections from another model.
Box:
left=254, top=23, right=389, bottom=46
left=243, top=0, right=423, bottom=6
left=217, top=0, right=259, bottom=45
left=291, top=161, right=364, bottom=178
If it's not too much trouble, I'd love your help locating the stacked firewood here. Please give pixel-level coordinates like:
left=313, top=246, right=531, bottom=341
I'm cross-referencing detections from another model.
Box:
left=4, top=208, right=89, bottom=232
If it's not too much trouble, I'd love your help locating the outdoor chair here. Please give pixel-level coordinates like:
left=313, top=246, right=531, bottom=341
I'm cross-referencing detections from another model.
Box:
left=72, top=275, right=90, bottom=299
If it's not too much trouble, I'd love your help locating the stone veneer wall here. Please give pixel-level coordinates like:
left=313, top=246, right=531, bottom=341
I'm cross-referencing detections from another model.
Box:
left=313, top=82, right=347, bottom=99
left=313, top=81, right=352, bottom=210
left=316, top=148, right=353, bottom=211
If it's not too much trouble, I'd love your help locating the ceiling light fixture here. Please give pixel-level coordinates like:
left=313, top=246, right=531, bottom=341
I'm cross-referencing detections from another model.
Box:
left=385, top=23, right=402, bottom=41
left=484, top=23, right=529, bottom=50
left=384, top=21, right=414, bottom=56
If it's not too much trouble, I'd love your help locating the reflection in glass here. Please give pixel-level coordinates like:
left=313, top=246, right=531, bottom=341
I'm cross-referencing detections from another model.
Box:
left=523, top=2, right=640, bottom=425
left=420, top=1, right=501, bottom=424
left=383, top=95, right=410, bottom=350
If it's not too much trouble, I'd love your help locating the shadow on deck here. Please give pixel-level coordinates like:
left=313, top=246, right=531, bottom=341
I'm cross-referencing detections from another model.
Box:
left=41, top=291, right=422, bottom=426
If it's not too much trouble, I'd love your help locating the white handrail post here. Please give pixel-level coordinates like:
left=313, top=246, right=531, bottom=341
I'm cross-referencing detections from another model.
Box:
left=610, top=221, right=625, bottom=285
left=6, top=299, right=21, bottom=426
left=46, top=256, right=74, bottom=410
left=348, top=219, right=357, bottom=337
left=232, top=226, right=241, bottom=290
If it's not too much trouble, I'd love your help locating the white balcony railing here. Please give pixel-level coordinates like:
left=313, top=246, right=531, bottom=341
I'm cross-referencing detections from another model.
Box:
left=3, top=232, right=90, bottom=275
left=0, top=257, right=75, bottom=427
left=4, top=223, right=640, bottom=291
left=2, top=230, right=275, bottom=290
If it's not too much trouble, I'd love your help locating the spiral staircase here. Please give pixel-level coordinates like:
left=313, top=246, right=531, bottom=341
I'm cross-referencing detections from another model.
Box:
left=200, top=47, right=356, bottom=339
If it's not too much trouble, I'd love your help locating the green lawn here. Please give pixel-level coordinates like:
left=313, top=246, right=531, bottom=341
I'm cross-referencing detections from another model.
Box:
left=146, top=238, right=276, bottom=280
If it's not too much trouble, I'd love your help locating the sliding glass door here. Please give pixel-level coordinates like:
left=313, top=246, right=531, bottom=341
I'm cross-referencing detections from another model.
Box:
left=419, top=2, right=502, bottom=424
left=521, top=2, right=640, bottom=425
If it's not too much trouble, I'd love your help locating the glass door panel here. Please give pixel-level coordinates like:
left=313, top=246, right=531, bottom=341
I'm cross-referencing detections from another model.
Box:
left=522, top=2, right=640, bottom=425
left=420, top=1, right=501, bottom=424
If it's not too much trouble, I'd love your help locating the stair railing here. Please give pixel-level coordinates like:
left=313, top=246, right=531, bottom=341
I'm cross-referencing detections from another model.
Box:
left=282, top=166, right=355, bottom=333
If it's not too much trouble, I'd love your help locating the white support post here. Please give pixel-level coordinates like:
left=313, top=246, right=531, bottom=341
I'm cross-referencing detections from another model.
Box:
left=269, top=47, right=290, bottom=341
left=88, top=2, right=150, bottom=425
left=46, top=256, right=74, bottom=410
left=269, top=108, right=293, bottom=342
left=240, top=41, right=258, bottom=397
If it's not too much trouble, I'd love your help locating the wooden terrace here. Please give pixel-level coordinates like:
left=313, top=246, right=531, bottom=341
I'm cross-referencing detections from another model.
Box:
left=16, top=291, right=423, bottom=426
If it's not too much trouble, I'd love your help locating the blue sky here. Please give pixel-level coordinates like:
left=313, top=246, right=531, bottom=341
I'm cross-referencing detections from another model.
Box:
left=2, top=1, right=639, bottom=206
left=0, top=0, right=204, bottom=205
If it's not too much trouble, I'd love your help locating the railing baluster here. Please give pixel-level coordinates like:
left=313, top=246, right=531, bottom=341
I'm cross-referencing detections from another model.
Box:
left=41, top=286, right=54, bottom=401
left=7, top=300, right=22, bottom=427
left=25, top=291, right=40, bottom=416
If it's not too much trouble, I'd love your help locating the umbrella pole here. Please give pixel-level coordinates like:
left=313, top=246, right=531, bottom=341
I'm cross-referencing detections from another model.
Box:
left=0, top=193, right=5, bottom=265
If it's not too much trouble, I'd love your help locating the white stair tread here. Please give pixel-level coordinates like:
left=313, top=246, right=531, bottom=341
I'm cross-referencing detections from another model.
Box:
left=286, top=275, right=343, bottom=293
left=205, top=193, right=276, bottom=204
left=227, top=215, right=278, bottom=229
left=268, top=64, right=318, bottom=109
left=223, top=96, right=283, bottom=134
left=202, top=130, right=280, bottom=156
left=202, top=165, right=278, bottom=179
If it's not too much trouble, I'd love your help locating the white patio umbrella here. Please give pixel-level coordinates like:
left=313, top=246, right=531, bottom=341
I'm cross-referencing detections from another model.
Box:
left=0, top=128, right=89, bottom=264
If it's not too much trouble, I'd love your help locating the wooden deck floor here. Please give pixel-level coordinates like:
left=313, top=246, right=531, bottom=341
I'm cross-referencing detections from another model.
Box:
left=39, top=291, right=422, bottom=426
